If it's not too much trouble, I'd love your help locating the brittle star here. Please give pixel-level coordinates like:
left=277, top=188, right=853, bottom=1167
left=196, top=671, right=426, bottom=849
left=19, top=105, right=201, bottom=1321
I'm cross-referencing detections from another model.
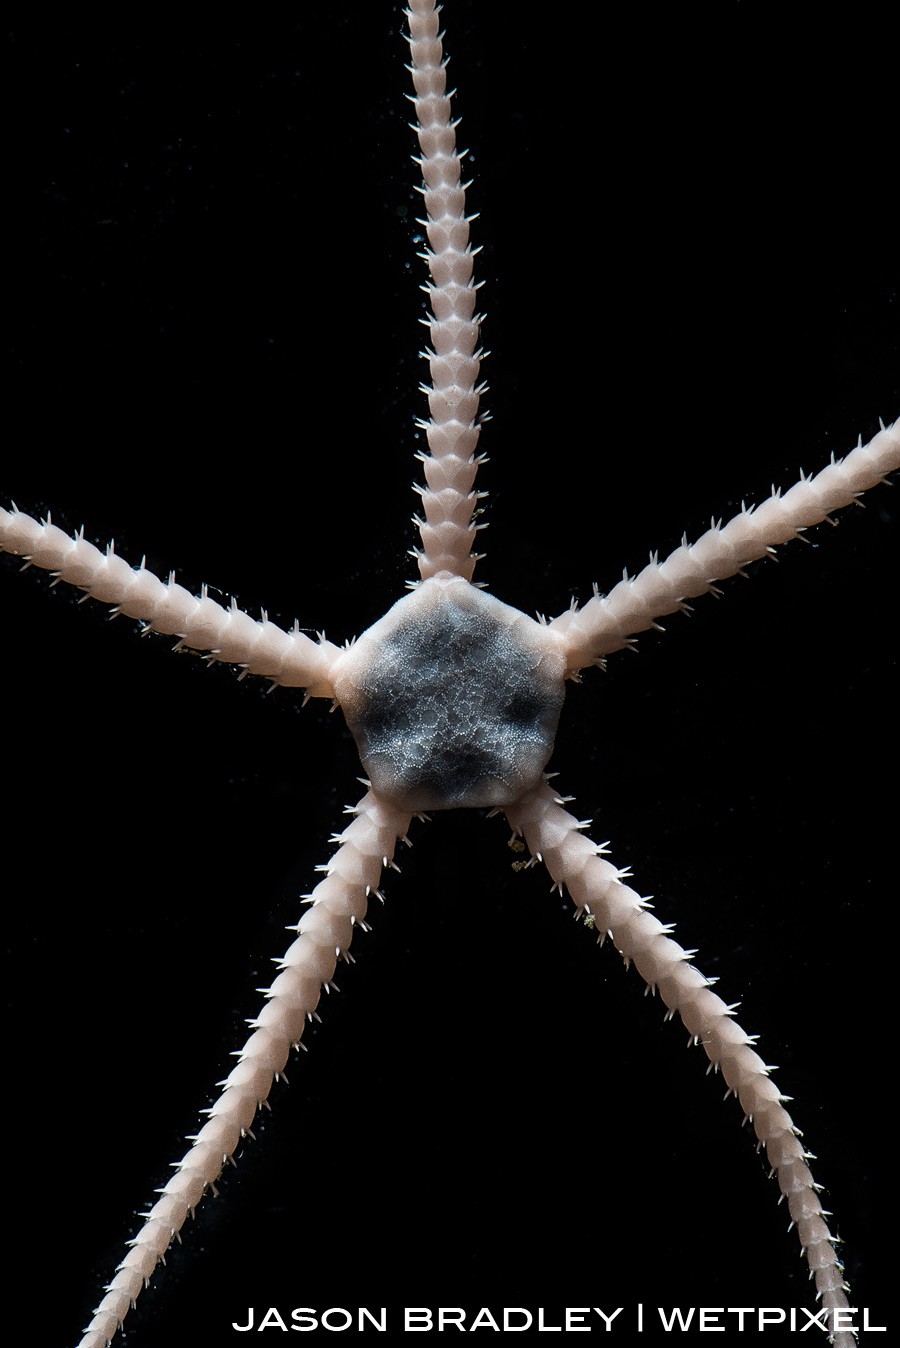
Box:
left=2, top=5, right=897, bottom=1346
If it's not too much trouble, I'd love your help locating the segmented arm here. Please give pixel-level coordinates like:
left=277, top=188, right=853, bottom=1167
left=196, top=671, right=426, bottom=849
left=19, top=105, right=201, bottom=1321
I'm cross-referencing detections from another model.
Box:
left=0, top=506, right=340, bottom=696
left=77, top=789, right=411, bottom=1348
left=407, top=0, right=485, bottom=583
left=550, top=420, right=900, bottom=673
left=505, top=780, right=854, bottom=1348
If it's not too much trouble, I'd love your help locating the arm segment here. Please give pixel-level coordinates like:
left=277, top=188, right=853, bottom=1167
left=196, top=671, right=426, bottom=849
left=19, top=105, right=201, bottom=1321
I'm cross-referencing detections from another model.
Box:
left=0, top=506, right=340, bottom=697
left=77, top=789, right=411, bottom=1348
left=505, top=780, right=854, bottom=1348
left=551, top=420, right=900, bottom=674
left=407, top=0, right=485, bottom=582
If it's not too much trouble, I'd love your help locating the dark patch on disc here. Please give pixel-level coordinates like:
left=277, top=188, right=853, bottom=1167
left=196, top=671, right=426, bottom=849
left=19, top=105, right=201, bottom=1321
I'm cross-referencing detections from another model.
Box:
left=348, top=601, right=563, bottom=810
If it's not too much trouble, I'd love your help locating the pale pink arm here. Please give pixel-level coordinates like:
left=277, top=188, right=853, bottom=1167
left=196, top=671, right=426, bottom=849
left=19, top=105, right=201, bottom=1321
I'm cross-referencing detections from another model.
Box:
left=505, top=780, right=854, bottom=1348
left=0, top=506, right=340, bottom=697
left=551, top=420, right=900, bottom=673
left=407, top=0, right=485, bottom=582
left=77, top=789, right=411, bottom=1348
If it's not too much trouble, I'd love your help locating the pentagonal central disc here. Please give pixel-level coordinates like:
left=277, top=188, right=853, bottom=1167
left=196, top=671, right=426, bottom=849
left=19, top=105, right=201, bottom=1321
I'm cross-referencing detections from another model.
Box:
left=333, top=574, right=567, bottom=811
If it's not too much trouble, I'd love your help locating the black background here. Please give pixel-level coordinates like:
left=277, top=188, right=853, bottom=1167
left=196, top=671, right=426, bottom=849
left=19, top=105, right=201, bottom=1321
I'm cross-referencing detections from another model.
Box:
left=3, top=4, right=897, bottom=1346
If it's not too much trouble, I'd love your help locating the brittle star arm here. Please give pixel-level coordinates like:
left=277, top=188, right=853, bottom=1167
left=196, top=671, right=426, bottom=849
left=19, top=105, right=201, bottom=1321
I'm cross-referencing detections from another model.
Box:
left=505, top=780, right=853, bottom=1348
left=0, top=506, right=340, bottom=697
left=76, top=789, right=412, bottom=1348
left=407, top=0, right=486, bottom=583
left=549, top=420, right=900, bottom=673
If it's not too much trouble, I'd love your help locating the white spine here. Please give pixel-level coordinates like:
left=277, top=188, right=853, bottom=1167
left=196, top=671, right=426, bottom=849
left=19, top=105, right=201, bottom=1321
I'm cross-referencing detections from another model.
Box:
left=407, top=0, right=485, bottom=582
left=76, top=790, right=411, bottom=1348
left=550, top=420, right=900, bottom=672
left=505, top=781, right=854, bottom=1348
left=0, top=506, right=339, bottom=696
